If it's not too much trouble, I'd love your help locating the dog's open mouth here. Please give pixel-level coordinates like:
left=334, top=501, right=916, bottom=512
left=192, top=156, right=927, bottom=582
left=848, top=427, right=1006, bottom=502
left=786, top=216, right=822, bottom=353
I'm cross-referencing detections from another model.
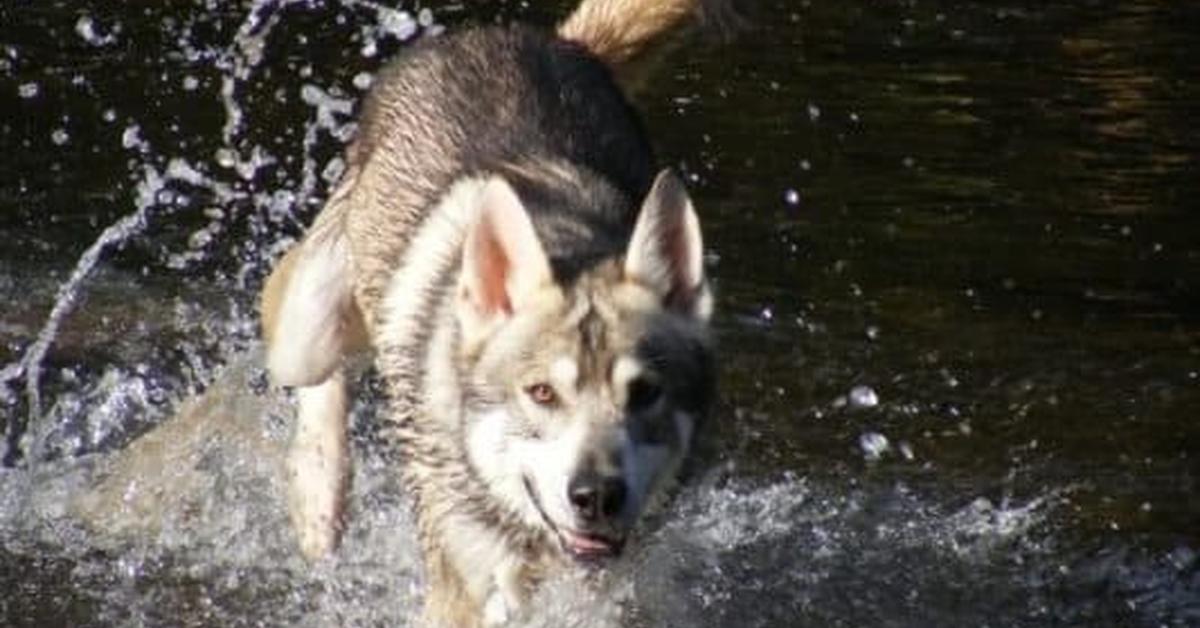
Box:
left=558, top=528, right=624, bottom=561
left=522, top=476, right=625, bottom=562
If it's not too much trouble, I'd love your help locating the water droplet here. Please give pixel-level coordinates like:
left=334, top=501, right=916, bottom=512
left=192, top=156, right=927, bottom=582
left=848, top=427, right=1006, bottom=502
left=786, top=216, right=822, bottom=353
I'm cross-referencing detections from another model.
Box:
left=19, top=82, right=40, bottom=98
left=806, top=102, right=821, bottom=121
left=378, top=8, right=418, bottom=41
left=783, top=188, right=800, bottom=206
left=353, top=72, right=374, bottom=90
left=1167, top=546, right=1196, bottom=572
left=321, top=157, right=346, bottom=184
left=182, top=75, right=200, bottom=91
left=51, top=128, right=70, bottom=145
left=859, top=432, right=889, bottom=460
left=214, top=148, right=236, bottom=169
left=188, top=229, right=213, bottom=249
left=760, top=306, right=774, bottom=322
left=75, top=15, right=117, bottom=47
left=75, top=16, right=97, bottom=42
left=121, top=124, right=142, bottom=150
left=849, top=385, right=879, bottom=408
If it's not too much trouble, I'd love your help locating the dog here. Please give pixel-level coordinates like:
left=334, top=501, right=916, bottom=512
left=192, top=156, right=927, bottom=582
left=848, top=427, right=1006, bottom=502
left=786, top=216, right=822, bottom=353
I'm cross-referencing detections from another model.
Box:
left=259, top=0, right=718, bottom=625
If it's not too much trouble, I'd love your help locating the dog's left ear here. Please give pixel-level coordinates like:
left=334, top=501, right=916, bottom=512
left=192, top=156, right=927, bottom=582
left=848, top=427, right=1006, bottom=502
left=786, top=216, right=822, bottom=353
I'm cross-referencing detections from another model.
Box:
left=625, top=169, right=712, bottom=320
left=458, top=177, right=554, bottom=334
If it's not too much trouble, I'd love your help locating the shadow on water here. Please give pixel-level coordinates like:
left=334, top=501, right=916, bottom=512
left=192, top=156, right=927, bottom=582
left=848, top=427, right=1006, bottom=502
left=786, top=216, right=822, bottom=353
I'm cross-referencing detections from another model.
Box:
left=2, top=0, right=1198, bottom=626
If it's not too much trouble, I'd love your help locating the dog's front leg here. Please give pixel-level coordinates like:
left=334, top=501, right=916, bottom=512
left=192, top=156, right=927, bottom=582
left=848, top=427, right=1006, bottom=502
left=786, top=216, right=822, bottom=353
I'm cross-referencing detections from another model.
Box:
left=261, top=221, right=364, bottom=558
left=287, top=369, right=350, bottom=558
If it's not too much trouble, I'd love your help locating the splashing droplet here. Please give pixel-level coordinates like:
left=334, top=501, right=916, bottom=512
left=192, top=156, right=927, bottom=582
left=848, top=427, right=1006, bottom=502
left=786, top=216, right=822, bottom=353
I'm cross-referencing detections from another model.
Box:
left=849, top=385, right=879, bottom=408
left=859, top=432, right=890, bottom=460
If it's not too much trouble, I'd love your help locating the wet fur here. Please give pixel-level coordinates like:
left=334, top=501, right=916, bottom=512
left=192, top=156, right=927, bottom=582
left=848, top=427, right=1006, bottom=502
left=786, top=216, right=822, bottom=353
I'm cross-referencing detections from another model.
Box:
left=259, top=1, right=717, bottom=625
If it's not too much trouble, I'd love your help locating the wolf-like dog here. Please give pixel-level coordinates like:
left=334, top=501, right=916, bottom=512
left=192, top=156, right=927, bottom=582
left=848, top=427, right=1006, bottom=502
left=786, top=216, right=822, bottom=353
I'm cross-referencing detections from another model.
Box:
left=259, top=0, right=718, bottom=624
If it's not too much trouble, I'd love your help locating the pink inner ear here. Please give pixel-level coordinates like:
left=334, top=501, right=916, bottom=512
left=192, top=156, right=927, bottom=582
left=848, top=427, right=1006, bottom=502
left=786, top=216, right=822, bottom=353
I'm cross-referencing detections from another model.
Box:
left=461, top=177, right=553, bottom=319
left=473, top=216, right=513, bottom=315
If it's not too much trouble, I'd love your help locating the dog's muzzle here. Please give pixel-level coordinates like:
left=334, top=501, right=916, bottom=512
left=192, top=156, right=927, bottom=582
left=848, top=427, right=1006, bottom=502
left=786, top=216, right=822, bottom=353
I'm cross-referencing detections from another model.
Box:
left=522, top=475, right=626, bottom=563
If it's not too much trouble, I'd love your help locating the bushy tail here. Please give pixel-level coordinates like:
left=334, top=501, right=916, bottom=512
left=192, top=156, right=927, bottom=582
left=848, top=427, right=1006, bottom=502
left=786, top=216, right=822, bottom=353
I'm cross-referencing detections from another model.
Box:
left=558, top=0, right=724, bottom=72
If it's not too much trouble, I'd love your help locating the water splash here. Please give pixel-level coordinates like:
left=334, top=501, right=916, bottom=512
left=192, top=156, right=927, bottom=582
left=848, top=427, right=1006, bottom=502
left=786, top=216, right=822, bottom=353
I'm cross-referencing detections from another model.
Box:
left=0, top=0, right=441, bottom=464
left=0, top=413, right=1069, bottom=628
left=2, top=194, right=157, bottom=429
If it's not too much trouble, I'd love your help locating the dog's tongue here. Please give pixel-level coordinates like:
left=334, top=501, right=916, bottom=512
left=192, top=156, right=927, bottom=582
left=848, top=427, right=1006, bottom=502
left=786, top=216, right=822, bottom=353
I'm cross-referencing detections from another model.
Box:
left=563, top=531, right=619, bottom=558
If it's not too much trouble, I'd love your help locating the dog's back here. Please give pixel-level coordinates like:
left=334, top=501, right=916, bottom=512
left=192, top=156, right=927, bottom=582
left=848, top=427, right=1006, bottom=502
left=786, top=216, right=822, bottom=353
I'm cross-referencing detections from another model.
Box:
left=340, top=25, right=658, bottom=320
left=262, top=0, right=719, bottom=339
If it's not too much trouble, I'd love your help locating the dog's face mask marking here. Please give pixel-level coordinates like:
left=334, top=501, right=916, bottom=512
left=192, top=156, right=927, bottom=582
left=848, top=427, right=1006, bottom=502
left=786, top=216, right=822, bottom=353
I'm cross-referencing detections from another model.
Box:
left=458, top=172, right=712, bottom=563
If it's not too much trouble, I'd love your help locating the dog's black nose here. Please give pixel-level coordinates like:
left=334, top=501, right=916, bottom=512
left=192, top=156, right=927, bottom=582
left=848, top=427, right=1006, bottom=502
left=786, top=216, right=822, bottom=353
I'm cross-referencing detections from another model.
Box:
left=567, top=473, right=626, bottom=522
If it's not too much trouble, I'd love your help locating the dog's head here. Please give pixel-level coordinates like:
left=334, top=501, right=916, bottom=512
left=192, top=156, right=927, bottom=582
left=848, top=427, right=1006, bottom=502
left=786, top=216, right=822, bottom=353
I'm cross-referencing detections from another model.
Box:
left=457, top=170, right=713, bottom=563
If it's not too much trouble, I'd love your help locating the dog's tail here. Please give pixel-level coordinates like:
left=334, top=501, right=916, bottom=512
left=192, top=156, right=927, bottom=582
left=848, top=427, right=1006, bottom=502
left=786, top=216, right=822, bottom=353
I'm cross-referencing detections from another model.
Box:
left=558, top=0, right=731, bottom=73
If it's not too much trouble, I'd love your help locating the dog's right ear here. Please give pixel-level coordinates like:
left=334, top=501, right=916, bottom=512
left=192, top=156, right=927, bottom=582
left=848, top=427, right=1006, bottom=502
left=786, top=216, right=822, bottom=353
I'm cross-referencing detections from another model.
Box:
left=624, top=169, right=712, bottom=320
left=458, top=177, right=554, bottom=336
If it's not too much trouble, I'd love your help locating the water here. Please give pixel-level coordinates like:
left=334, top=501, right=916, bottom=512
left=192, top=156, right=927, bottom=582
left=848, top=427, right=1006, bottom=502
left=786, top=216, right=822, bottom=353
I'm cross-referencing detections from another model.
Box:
left=2, top=0, right=1198, bottom=626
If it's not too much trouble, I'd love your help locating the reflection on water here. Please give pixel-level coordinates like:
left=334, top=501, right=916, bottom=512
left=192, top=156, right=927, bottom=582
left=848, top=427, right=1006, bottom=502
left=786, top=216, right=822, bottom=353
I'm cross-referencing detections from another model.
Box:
left=2, top=0, right=1198, bottom=626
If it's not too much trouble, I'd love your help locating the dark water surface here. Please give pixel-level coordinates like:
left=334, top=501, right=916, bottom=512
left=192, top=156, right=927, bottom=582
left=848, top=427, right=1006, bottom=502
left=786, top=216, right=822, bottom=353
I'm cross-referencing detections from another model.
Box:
left=2, top=1, right=1198, bottom=626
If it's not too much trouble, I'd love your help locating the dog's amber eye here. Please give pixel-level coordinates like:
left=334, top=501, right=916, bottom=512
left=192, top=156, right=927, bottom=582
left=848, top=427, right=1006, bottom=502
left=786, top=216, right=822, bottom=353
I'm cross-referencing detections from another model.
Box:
left=526, top=383, right=558, bottom=406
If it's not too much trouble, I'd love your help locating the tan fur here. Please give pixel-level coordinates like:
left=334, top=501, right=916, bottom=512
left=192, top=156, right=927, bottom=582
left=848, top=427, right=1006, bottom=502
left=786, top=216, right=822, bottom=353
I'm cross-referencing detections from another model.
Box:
left=258, top=243, right=295, bottom=348
left=559, top=0, right=699, bottom=71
